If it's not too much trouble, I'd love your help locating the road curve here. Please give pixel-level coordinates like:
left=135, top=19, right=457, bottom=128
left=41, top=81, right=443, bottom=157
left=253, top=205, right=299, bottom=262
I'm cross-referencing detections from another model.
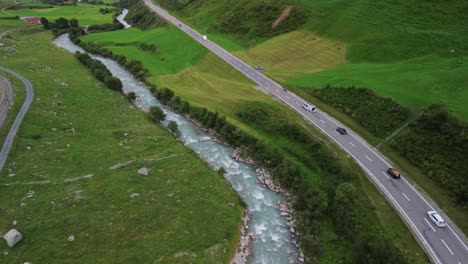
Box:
left=0, top=75, right=14, bottom=131
left=0, top=66, right=34, bottom=171
left=144, top=1, right=468, bottom=263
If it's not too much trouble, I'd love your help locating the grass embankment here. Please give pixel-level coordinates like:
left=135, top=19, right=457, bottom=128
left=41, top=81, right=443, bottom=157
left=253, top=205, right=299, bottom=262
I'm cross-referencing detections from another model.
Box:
left=82, top=23, right=428, bottom=263
left=7, top=2, right=116, bottom=25
left=0, top=25, right=242, bottom=263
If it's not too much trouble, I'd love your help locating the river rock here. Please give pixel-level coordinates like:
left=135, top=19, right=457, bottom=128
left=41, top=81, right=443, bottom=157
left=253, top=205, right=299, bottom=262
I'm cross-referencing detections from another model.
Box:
left=137, top=167, right=149, bottom=176
left=3, top=229, right=22, bottom=247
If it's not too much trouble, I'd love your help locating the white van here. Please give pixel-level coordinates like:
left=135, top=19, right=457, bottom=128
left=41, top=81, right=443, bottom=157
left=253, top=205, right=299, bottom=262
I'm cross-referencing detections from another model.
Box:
left=202, top=35, right=208, bottom=41
left=302, top=103, right=317, bottom=112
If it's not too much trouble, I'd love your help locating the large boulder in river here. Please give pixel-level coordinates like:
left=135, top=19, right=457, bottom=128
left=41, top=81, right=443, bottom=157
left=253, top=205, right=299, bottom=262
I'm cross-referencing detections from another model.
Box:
left=3, top=229, right=22, bottom=247
left=137, top=167, right=149, bottom=176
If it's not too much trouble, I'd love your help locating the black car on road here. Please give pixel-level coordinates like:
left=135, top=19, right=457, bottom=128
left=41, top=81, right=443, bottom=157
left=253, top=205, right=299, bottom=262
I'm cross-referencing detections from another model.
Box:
left=336, top=127, right=347, bottom=135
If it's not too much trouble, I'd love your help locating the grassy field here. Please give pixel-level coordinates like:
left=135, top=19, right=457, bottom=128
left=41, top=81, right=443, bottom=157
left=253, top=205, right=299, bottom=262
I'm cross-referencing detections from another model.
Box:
left=0, top=25, right=242, bottom=263
left=234, top=31, right=346, bottom=82
left=6, top=2, right=116, bottom=25
left=154, top=0, right=468, bottom=119
left=288, top=55, right=468, bottom=119
left=82, top=24, right=428, bottom=263
left=81, top=27, right=208, bottom=75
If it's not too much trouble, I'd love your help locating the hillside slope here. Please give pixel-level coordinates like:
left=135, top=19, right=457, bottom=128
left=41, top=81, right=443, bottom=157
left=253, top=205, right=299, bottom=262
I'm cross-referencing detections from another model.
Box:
left=153, top=0, right=468, bottom=119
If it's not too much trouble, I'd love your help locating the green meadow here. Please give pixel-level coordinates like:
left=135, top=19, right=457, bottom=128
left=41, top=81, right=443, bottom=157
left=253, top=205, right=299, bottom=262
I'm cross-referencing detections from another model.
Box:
left=0, top=22, right=242, bottom=264
left=7, top=2, right=115, bottom=25
left=82, top=27, right=208, bottom=75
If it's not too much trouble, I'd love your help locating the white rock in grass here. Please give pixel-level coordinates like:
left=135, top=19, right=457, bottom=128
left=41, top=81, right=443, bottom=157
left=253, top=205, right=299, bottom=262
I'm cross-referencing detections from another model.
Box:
left=129, top=193, right=140, bottom=198
left=137, top=168, right=149, bottom=176
left=68, top=235, right=75, bottom=242
left=3, top=229, right=22, bottom=247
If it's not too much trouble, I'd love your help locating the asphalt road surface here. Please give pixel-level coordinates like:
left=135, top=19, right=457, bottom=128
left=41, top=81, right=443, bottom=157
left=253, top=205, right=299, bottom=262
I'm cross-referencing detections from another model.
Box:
left=0, top=75, right=14, bottom=131
left=0, top=66, right=34, bottom=171
left=145, top=1, right=468, bottom=263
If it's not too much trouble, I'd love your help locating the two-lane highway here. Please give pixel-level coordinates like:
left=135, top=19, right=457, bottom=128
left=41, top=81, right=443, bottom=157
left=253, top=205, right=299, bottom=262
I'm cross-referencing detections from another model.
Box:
left=144, top=1, right=468, bottom=263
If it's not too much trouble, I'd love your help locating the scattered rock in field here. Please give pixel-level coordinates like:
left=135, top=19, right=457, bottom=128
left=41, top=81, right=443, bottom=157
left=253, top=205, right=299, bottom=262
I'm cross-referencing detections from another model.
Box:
left=3, top=250, right=8, bottom=255
left=137, top=167, right=149, bottom=176
left=27, top=146, right=31, bottom=150
left=66, top=144, right=70, bottom=147
left=3, top=229, right=22, bottom=247
left=13, top=220, right=17, bottom=226
left=68, top=235, right=75, bottom=241
left=20, top=203, right=26, bottom=207
left=228, top=202, right=235, bottom=207
left=51, top=127, right=57, bottom=132
left=129, top=193, right=140, bottom=198
left=124, top=133, right=128, bottom=137
left=27, top=190, right=35, bottom=198
left=8, top=174, right=15, bottom=177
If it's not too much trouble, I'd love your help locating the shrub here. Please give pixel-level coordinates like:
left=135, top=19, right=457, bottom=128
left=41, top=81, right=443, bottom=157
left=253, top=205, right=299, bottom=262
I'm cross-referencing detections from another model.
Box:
left=149, top=106, right=165, bottom=122
left=167, top=120, right=181, bottom=138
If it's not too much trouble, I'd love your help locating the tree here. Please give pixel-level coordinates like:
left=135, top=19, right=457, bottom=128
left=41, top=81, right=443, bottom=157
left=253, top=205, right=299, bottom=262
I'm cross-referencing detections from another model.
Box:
left=167, top=121, right=181, bottom=138
left=127, top=92, right=136, bottom=101
left=150, top=106, right=165, bottom=122
left=104, top=76, right=123, bottom=92
left=55, top=17, right=70, bottom=29
left=70, top=18, right=79, bottom=28
left=40, top=17, right=50, bottom=29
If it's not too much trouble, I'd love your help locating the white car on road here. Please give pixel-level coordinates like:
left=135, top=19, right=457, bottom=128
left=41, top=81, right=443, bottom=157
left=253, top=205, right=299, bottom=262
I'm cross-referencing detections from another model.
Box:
left=302, top=103, right=317, bottom=112
left=427, top=211, right=446, bottom=227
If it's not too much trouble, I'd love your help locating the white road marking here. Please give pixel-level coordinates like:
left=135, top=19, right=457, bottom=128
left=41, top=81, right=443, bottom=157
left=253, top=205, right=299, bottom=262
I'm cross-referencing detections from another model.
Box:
left=382, top=171, right=390, bottom=179
left=402, top=192, right=410, bottom=201
left=285, top=96, right=290, bottom=99
left=320, top=119, right=325, bottom=124
left=365, top=155, right=372, bottom=162
left=441, top=239, right=454, bottom=255
left=424, top=218, right=436, bottom=233
left=349, top=141, right=355, bottom=147
left=447, top=225, right=468, bottom=251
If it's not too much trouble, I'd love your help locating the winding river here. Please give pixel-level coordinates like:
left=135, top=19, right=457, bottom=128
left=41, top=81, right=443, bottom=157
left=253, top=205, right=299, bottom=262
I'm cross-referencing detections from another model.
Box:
left=53, top=34, right=301, bottom=264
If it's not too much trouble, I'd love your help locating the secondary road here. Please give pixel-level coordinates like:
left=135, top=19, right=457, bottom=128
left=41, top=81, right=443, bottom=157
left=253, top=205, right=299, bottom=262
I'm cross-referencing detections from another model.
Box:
left=144, top=1, right=468, bottom=263
left=0, top=75, right=14, bottom=131
left=0, top=66, right=34, bottom=171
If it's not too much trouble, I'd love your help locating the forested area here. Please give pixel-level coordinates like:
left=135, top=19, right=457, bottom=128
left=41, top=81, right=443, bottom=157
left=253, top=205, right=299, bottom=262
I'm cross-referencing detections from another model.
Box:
left=310, top=86, right=412, bottom=138
left=392, top=105, right=468, bottom=205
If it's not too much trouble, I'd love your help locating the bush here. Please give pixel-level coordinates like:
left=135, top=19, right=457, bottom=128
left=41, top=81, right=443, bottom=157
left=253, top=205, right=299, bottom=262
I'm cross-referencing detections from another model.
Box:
left=127, top=92, right=136, bottom=101
left=167, top=121, right=181, bottom=138
left=149, top=106, right=165, bottom=122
